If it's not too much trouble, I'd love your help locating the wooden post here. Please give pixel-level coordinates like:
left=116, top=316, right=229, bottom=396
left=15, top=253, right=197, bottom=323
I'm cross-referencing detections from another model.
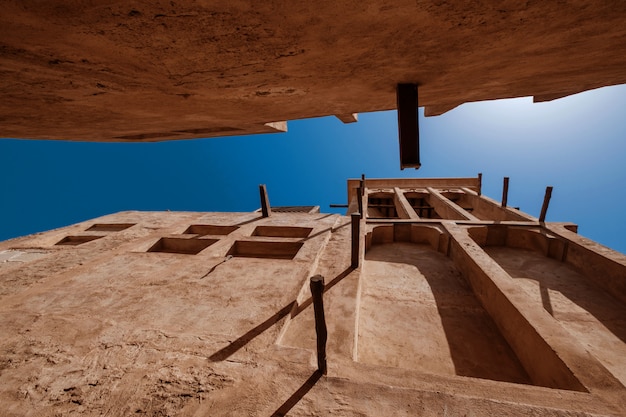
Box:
left=356, top=187, right=363, bottom=219
left=351, top=212, right=360, bottom=268
left=477, top=173, right=482, bottom=196
left=539, top=186, right=553, bottom=223
left=310, top=275, right=327, bottom=375
left=501, top=177, right=509, bottom=207
left=259, top=184, right=271, bottom=217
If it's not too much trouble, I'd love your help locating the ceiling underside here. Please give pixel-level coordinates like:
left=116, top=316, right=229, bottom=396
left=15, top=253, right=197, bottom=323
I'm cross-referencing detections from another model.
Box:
left=1, top=0, right=625, bottom=141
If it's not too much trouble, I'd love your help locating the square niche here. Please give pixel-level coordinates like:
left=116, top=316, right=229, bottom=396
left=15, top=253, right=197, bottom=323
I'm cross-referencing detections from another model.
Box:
left=227, top=240, right=303, bottom=260
left=252, top=226, right=313, bottom=238
left=86, top=223, right=135, bottom=232
left=148, top=237, right=218, bottom=255
left=56, top=235, right=103, bottom=246
left=183, top=225, right=239, bottom=236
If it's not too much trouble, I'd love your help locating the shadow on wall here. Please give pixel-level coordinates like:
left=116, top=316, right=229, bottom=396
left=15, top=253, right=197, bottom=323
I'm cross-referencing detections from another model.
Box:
left=208, top=266, right=354, bottom=362
left=468, top=225, right=626, bottom=346
left=363, top=240, right=532, bottom=385
left=487, top=247, right=626, bottom=345
left=270, top=370, right=323, bottom=416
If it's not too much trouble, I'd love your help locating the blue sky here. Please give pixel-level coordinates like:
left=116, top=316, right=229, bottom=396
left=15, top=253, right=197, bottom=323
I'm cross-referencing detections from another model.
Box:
left=1, top=84, right=625, bottom=253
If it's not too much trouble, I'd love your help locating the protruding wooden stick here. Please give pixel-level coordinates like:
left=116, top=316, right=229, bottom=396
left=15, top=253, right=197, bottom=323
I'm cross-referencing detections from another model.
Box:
left=356, top=186, right=363, bottom=219
left=259, top=184, right=271, bottom=217
left=477, top=173, right=482, bottom=196
left=351, top=212, right=360, bottom=268
left=501, top=177, right=509, bottom=207
left=396, top=83, right=421, bottom=169
left=310, top=275, right=327, bottom=375
left=539, top=186, right=553, bottom=222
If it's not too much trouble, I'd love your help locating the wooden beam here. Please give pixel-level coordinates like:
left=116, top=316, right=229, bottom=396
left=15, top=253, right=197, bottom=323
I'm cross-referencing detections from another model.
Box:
left=351, top=212, right=360, bottom=268
left=259, top=184, right=271, bottom=217
left=357, top=187, right=363, bottom=219
left=396, top=83, right=421, bottom=169
left=502, top=177, right=509, bottom=207
left=310, top=275, right=328, bottom=375
left=539, top=186, right=553, bottom=222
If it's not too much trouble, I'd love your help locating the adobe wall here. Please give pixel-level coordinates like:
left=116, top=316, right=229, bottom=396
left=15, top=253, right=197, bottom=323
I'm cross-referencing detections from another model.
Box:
left=1, top=210, right=625, bottom=415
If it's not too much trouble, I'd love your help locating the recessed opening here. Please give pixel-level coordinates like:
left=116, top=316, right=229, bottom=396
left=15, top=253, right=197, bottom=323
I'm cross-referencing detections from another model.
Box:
left=252, top=226, right=313, bottom=238
left=86, top=223, right=135, bottom=232
left=271, top=206, right=318, bottom=213
left=183, top=225, right=239, bottom=236
left=227, top=240, right=303, bottom=259
left=405, top=192, right=441, bottom=219
left=148, top=237, right=218, bottom=255
left=56, top=235, right=104, bottom=246
left=368, top=193, right=398, bottom=218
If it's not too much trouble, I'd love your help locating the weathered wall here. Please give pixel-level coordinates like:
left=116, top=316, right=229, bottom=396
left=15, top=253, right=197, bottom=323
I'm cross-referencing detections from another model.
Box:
left=1, top=191, right=625, bottom=415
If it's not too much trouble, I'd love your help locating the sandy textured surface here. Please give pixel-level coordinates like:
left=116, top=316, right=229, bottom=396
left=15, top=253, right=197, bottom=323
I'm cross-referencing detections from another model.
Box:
left=1, top=197, right=625, bottom=415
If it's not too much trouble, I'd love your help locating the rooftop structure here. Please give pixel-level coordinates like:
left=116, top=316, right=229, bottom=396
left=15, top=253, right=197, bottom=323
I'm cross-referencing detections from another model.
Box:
left=1, top=177, right=625, bottom=415
left=1, top=1, right=626, bottom=142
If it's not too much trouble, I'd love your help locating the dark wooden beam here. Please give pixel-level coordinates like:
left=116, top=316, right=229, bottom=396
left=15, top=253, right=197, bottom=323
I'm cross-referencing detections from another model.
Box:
left=259, top=184, right=271, bottom=217
left=539, top=186, right=553, bottom=222
left=502, top=177, right=510, bottom=207
left=351, top=213, right=360, bottom=268
left=310, top=275, right=327, bottom=375
left=357, top=187, right=363, bottom=219
left=396, top=83, right=421, bottom=169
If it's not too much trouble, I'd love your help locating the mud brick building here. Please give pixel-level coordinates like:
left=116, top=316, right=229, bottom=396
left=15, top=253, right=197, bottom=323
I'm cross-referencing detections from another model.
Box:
left=1, top=177, right=625, bottom=416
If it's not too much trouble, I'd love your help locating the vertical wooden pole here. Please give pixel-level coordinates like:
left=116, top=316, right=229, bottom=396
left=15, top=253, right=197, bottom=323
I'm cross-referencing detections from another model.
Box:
left=259, top=184, right=271, bottom=217
left=310, top=275, right=327, bottom=375
left=359, top=175, right=366, bottom=219
left=501, top=177, right=509, bottom=207
left=351, top=212, right=360, bottom=268
left=357, top=187, right=363, bottom=219
left=477, top=173, right=482, bottom=196
left=539, top=186, right=553, bottom=223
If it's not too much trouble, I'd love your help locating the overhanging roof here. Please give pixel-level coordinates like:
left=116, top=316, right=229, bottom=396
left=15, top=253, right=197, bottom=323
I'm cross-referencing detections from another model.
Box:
left=1, top=1, right=626, bottom=141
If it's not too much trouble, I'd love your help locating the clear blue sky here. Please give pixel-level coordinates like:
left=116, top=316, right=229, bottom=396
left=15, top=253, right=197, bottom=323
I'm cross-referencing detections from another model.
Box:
left=1, top=85, right=625, bottom=253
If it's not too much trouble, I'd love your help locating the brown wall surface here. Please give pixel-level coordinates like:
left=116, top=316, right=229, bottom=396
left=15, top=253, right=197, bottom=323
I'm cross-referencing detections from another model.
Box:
left=1, top=1, right=626, bottom=141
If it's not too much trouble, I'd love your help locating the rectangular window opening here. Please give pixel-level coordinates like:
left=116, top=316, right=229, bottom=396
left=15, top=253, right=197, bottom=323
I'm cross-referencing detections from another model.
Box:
left=55, top=235, right=104, bottom=246
left=368, top=195, right=398, bottom=219
left=183, top=225, right=239, bottom=236
left=406, top=193, right=440, bottom=219
left=252, top=226, right=313, bottom=238
left=86, top=223, right=135, bottom=232
left=148, top=237, right=218, bottom=255
left=227, top=240, right=303, bottom=260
